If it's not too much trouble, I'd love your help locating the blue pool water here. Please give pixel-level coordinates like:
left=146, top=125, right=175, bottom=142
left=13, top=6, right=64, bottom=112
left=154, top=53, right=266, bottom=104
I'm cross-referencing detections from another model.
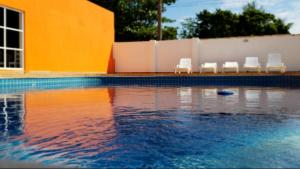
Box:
left=0, top=86, right=300, bottom=168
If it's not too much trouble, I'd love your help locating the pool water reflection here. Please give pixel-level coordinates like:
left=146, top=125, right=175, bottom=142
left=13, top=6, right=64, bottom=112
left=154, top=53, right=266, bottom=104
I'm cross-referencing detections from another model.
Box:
left=0, top=86, right=300, bottom=168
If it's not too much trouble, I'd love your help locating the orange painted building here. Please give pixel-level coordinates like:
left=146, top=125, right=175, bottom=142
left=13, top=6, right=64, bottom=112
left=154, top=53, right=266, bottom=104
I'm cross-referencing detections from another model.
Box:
left=0, top=0, right=114, bottom=73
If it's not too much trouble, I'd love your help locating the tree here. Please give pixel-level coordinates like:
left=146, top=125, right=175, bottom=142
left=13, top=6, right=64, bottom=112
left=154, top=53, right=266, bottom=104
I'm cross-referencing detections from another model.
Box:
left=89, top=0, right=177, bottom=41
left=180, top=18, right=197, bottom=38
left=180, top=2, right=293, bottom=38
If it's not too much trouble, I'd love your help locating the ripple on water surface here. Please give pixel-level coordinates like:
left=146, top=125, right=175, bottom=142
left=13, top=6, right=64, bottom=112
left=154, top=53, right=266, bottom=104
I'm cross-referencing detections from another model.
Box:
left=0, top=86, right=300, bottom=168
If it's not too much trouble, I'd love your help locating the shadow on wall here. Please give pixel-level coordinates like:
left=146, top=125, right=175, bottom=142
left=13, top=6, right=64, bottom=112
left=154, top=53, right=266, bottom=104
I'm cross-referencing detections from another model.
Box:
left=107, top=47, right=115, bottom=73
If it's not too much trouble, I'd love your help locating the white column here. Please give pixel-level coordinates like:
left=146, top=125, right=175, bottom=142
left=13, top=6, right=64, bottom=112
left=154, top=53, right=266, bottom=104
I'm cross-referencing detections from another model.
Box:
left=191, top=38, right=200, bottom=72
left=149, top=40, right=157, bottom=72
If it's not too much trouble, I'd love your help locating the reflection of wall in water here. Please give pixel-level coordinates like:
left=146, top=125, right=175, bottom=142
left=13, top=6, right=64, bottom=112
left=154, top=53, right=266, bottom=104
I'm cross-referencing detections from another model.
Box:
left=0, top=94, right=25, bottom=136
left=177, top=87, right=193, bottom=110
left=111, top=86, right=300, bottom=115
left=113, top=87, right=198, bottom=111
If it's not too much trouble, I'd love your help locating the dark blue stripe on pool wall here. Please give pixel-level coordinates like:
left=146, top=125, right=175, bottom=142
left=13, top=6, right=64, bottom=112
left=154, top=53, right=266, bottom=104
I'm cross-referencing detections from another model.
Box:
left=100, top=76, right=300, bottom=87
left=0, top=75, right=299, bottom=93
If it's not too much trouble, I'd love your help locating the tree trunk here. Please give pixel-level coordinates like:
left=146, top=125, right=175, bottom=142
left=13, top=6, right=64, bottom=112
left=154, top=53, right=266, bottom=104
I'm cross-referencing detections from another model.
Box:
left=157, top=0, right=163, bottom=40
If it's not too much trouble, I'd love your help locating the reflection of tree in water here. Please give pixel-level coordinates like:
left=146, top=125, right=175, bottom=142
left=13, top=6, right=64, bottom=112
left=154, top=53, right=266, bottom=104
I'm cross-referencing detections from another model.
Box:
left=0, top=94, right=24, bottom=137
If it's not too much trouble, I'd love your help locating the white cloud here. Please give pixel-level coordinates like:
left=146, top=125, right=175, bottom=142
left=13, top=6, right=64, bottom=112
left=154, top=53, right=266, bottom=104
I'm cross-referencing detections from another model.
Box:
left=289, top=1, right=300, bottom=34
left=220, top=0, right=283, bottom=11
left=284, top=15, right=300, bottom=34
left=220, top=0, right=251, bottom=11
left=255, top=0, right=282, bottom=8
left=273, top=1, right=300, bottom=34
left=276, top=11, right=290, bottom=19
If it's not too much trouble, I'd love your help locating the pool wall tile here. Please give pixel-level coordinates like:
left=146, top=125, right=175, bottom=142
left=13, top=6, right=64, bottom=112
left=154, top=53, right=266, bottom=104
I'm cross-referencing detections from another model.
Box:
left=100, top=75, right=300, bottom=87
left=0, top=75, right=299, bottom=93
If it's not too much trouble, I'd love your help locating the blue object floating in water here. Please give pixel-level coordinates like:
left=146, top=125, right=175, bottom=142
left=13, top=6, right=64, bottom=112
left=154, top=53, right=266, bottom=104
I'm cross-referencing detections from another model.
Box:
left=217, top=90, right=234, bottom=96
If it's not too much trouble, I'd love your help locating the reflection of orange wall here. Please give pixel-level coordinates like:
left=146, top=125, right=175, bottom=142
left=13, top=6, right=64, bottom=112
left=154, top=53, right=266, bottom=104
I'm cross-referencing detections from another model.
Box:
left=24, top=88, right=115, bottom=149
left=0, top=0, right=114, bottom=73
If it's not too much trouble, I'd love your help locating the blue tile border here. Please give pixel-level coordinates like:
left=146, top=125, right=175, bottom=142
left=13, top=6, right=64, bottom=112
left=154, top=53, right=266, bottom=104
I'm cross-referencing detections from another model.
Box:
left=0, top=77, right=102, bottom=93
left=0, top=75, right=299, bottom=93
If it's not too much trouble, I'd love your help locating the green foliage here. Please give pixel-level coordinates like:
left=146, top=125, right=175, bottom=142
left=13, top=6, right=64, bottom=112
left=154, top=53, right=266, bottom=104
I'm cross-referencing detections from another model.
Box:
left=180, top=2, right=293, bottom=38
left=162, top=26, right=178, bottom=40
left=180, top=18, right=197, bottom=38
left=90, top=0, right=177, bottom=41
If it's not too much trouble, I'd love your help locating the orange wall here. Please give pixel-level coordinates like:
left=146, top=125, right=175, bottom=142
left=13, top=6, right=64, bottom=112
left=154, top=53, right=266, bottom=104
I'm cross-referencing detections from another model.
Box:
left=0, top=0, right=114, bottom=73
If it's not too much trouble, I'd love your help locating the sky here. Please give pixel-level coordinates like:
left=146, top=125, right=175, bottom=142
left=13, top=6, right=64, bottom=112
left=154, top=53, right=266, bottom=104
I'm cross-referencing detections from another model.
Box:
left=164, top=0, right=300, bottom=34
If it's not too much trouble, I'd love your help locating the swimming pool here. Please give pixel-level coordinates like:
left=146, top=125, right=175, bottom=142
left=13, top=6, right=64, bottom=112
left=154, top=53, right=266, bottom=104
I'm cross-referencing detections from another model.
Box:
left=0, top=86, right=300, bottom=168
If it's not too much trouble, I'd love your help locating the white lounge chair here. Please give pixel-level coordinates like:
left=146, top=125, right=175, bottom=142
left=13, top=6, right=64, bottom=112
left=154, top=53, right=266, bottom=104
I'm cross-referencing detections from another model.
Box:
left=222, top=62, right=239, bottom=73
left=200, top=63, right=217, bottom=73
left=266, top=53, right=286, bottom=73
left=175, top=58, right=192, bottom=74
left=243, top=57, right=261, bottom=72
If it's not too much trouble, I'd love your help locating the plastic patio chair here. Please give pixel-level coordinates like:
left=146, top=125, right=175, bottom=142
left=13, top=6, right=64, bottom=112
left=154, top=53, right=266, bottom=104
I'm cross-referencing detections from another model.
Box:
left=175, top=58, right=192, bottom=74
left=200, top=62, right=217, bottom=73
left=266, top=53, right=286, bottom=73
left=243, top=57, right=261, bottom=72
left=222, top=62, right=239, bottom=73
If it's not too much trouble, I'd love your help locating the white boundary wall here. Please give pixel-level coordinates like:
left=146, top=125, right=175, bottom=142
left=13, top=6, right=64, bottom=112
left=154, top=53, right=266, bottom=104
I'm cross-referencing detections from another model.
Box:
left=113, top=35, right=300, bottom=72
left=113, top=41, right=156, bottom=72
